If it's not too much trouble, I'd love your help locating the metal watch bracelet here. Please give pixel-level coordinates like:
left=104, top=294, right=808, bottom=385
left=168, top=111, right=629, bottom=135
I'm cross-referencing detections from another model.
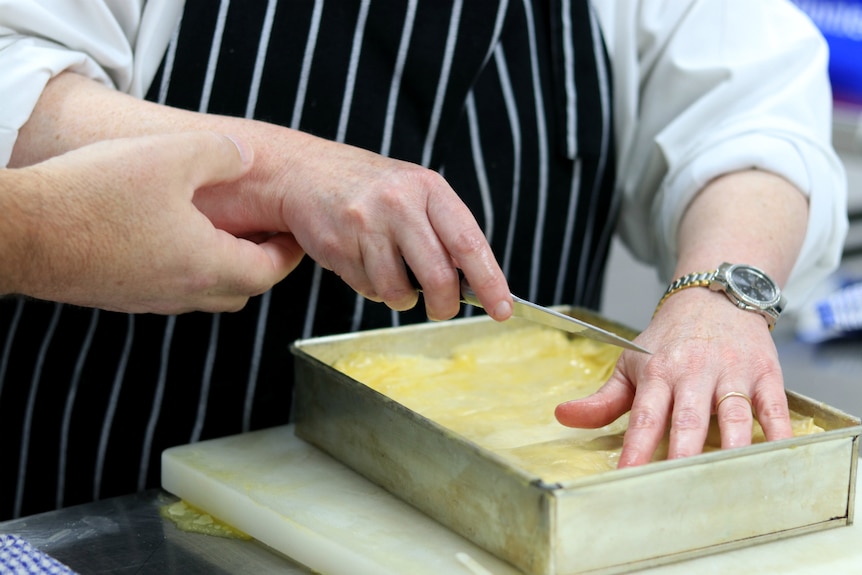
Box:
left=652, top=269, right=717, bottom=318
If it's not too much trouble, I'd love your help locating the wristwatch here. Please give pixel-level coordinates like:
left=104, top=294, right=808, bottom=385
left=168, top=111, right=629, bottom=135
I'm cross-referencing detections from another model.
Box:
left=655, top=263, right=787, bottom=330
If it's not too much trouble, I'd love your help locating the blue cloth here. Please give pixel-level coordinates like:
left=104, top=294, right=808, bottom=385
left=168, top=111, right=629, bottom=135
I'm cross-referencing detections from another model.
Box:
left=0, top=535, right=78, bottom=575
left=796, top=276, right=862, bottom=342
left=793, top=0, right=862, bottom=105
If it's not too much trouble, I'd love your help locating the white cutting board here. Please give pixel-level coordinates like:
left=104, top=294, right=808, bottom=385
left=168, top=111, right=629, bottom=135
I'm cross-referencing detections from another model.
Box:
left=162, top=425, right=862, bottom=575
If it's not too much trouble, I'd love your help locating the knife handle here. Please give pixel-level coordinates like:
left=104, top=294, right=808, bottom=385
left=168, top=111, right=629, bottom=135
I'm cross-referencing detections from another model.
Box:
left=457, top=276, right=482, bottom=308
left=404, top=265, right=479, bottom=307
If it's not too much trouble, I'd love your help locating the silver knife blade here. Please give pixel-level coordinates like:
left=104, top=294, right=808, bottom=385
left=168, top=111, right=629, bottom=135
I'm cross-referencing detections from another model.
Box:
left=459, top=279, right=651, bottom=354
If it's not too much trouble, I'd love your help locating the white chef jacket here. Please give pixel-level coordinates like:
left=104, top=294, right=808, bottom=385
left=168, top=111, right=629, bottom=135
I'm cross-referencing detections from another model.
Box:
left=0, top=0, right=848, bottom=306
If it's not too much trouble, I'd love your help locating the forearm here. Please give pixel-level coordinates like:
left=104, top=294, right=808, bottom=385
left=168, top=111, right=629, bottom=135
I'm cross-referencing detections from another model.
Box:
left=0, top=170, right=31, bottom=295
left=11, top=71, right=300, bottom=233
left=10, top=71, right=514, bottom=321
left=0, top=164, right=78, bottom=299
left=673, top=169, right=808, bottom=287
left=11, top=71, right=389, bottom=235
left=11, top=71, right=276, bottom=165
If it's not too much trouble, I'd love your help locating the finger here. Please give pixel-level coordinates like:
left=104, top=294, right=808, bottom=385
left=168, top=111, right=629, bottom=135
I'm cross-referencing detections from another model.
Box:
left=317, top=236, right=382, bottom=303
left=360, top=238, right=420, bottom=312
left=555, top=373, right=635, bottom=429
left=713, top=388, right=755, bottom=450
left=617, top=380, right=674, bottom=468
left=328, top=263, right=381, bottom=304
left=390, top=192, right=467, bottom=319
left=665, top=382, right=713, bottom=459
left=751, top=377, right=794, bottom=443
left=425, top=188, right=511, bottom=321
left=399, top=240, right=462, bottom=320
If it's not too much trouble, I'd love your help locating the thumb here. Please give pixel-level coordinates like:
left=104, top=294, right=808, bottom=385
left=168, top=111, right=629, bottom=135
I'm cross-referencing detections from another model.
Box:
left=210, top=231, right=305, bottom=296
left=256, top=233, right=306, bottom=282
left=183, top=132, right=254, bottom=189
left=555, top=375, right=635, bottom=429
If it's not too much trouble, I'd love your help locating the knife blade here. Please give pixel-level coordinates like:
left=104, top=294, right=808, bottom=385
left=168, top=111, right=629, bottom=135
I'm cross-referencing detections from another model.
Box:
left=457, top=278, right=651, bottom=354
left=405, top=267, right=650, bottom=354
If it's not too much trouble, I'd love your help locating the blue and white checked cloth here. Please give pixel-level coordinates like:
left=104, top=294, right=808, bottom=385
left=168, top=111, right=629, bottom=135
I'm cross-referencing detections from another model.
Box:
left=0, top=534, right=78, bottom=575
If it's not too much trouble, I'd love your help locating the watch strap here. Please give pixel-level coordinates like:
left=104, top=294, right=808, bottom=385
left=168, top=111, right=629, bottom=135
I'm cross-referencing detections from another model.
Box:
left=654, top=264, right=782, bottom=331
left=653, top=269, right=718, bottom=319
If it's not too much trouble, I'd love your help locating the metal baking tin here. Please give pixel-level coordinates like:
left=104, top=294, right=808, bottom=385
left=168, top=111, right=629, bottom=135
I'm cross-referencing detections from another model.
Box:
left=291, top=309, right=861, bottom=575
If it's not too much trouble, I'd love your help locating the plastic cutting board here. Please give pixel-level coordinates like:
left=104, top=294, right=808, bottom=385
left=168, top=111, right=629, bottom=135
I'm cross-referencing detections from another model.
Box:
left=162, top=425, right=862, bottom=575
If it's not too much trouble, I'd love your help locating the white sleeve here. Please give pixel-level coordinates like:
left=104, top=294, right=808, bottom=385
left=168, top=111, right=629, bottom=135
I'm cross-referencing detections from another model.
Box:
left=594, top=0, right=848, bottom=308
left=0, top=0, right=180, bottom=166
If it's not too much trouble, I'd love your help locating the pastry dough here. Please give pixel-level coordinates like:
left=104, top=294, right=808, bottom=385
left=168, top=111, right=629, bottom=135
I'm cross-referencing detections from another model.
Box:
left=335, top=326, right=822, bottom=482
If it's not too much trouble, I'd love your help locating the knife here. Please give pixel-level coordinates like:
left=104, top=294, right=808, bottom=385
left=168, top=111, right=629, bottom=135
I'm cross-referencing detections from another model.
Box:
left=407, top=268, right=651, bottom=354
left=458, top=278, right=651, bottom=354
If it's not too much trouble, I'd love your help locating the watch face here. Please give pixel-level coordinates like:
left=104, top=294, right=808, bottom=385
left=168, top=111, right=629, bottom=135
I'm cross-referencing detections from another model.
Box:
left=728, top=266, right=778, bottom=305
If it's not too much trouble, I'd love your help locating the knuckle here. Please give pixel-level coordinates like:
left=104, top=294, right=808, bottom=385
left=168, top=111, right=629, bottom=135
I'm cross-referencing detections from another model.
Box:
left=715, top=345, right=745, bottom=365
left=375, top=184, right=410, bottom=213
left=375, top=166, right=440, bottom=213
left=343, top=199, right=372, bottom=230
left=415, top=266, right=458, bottom=294
left=754, top=357, right=783, bottom=380
left=313, top=234, right=344, bottom=271
left=671, top=406, right=708, bottom=431
left=753, top=397, right=790, bottom=422
left=627, top=408, right=664, bottom=432
left=449, top=227, right=487, bottom=258
left=719, top=402, right=752, bottom=425
left=640, top=356, right=675, bottom=383
left=407, top=165, right=448, bottom=193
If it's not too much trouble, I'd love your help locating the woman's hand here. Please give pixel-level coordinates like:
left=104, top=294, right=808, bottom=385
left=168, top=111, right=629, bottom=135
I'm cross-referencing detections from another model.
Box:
left=555, top=286, right=793, bottom=465
left=194, top=127, right=514, bottom=322
left=555, top=168, right=806, bottom=464
left=12, top=72, right=514, bottom=323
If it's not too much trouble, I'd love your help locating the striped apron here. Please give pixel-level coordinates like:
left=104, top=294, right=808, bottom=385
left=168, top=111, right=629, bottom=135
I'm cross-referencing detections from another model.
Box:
left=0, top=0, right=615, bottom=519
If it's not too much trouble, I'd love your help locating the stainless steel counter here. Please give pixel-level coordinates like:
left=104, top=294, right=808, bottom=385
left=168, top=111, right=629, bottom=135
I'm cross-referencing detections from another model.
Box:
left=0, top=490, right=311, bottom=574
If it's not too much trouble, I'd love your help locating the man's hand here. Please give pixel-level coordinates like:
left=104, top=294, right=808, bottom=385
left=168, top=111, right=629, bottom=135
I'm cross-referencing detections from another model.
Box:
left=4, top=131, right=304, bottom=313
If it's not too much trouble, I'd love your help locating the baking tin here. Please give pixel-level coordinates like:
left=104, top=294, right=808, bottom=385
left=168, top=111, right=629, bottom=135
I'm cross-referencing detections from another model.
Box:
left=291, top=310, right=861, bottom=575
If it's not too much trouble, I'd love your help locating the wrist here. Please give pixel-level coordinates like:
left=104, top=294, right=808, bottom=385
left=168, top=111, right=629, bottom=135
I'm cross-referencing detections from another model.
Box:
left=654, top=263, right=786, bottom=331
left=0, top=166, right=66, bottom=299
left=0, top=169, right=32, bottom=295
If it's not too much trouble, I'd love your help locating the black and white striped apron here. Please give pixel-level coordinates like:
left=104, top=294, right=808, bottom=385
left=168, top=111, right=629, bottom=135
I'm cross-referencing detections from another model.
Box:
left=0, top=0, right=615, bottom=520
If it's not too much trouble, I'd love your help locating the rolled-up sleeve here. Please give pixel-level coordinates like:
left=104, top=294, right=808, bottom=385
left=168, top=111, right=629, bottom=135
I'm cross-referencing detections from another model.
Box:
left=597, top=0, right=848, bottom=307
left=0, top=0, right=167, bottom=167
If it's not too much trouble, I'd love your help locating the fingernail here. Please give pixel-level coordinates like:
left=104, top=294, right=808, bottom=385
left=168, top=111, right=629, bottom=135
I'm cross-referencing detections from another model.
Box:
left=224, top=134, right=252, bottom=166
left=492, top=300, right=513, bottom=320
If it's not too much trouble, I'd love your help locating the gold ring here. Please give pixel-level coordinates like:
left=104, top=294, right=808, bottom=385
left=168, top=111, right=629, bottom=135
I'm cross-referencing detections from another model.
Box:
left=715, top=391, right=753, bottom=412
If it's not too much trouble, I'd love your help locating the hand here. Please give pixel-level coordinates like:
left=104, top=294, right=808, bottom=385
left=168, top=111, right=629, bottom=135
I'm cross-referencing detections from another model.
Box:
left=13, top=73, right=512, bottom=321
left=9, top=131, right=304, bottom=313
left=194, top=129, right=514, bottom=321
left=554, top=287, right=793, bottom=466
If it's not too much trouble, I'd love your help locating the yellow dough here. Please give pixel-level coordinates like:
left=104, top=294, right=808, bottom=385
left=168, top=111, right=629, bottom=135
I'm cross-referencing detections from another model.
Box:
left=160, top=500, right=251, bottom=539
left=334, top=326, right=823, bottom=483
